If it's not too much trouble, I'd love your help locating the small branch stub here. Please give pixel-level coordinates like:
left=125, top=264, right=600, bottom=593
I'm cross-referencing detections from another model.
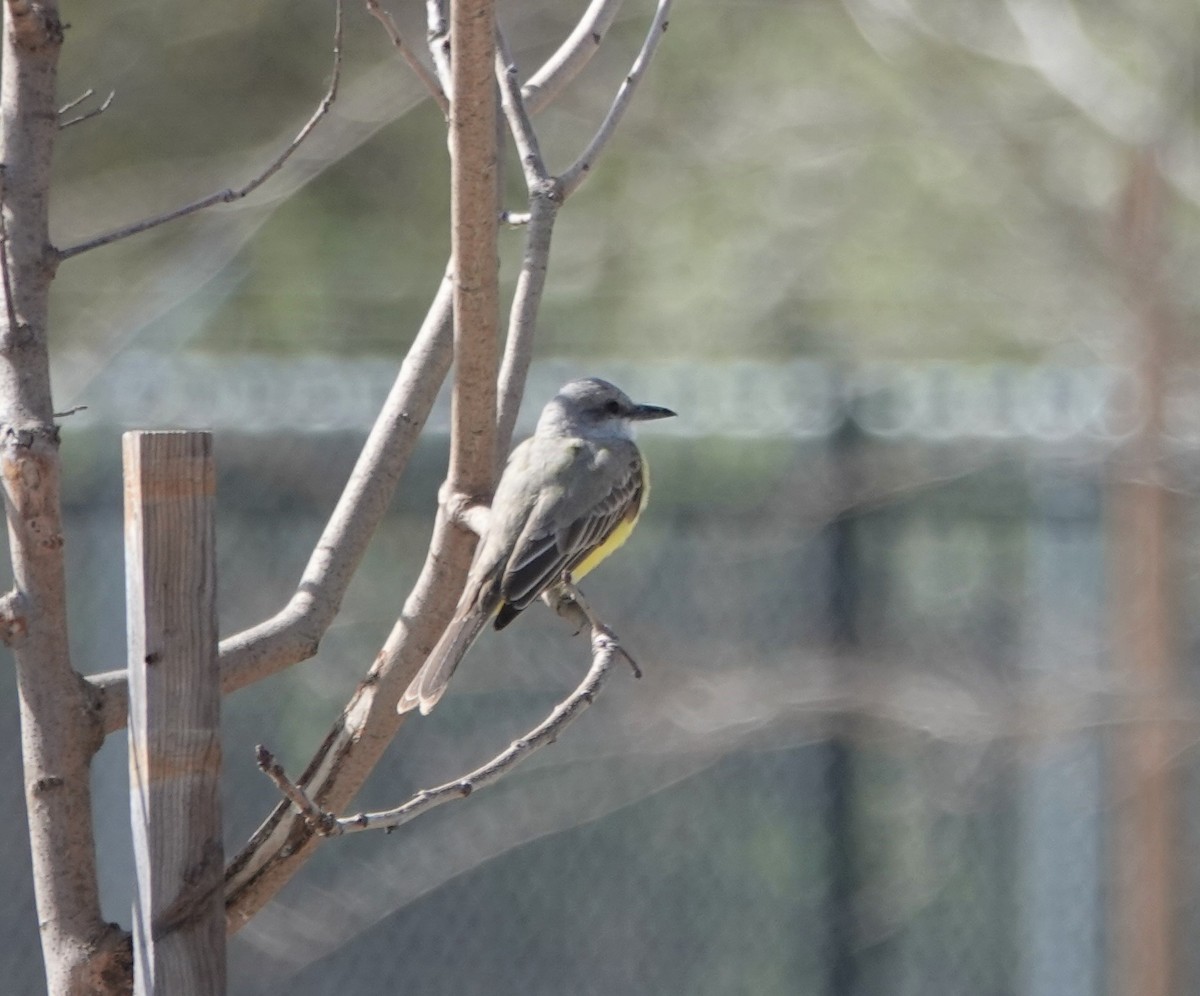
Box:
left=440, top=483, right=492, bottom=537
left=0, top=588, right=27, bottom=645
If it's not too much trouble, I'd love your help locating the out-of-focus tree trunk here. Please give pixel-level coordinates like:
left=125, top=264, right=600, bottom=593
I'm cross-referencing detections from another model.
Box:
left=1110, top=148, right=1177, bottom=996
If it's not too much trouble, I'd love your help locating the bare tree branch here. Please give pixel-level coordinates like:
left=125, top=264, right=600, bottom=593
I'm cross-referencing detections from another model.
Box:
left=522, top=0, right=627, bottom=115
left=258, top=602, right=627, bottom=837
left=253, top=746, right=337, bottom=836
left=493, top=28, right=557, bottom=456
left=55, top=0, right=344, bottom=261
left=87, top=0, right=647, bottom=737
left=493, top=0, right=677, bottom=447
left=559, top=0, right=673, bottom=199
left=495, top=30, right=549, bottom=187
left=366, top=0, right=449, bottom=116
left=89, top=270, right=455, bottom=735
left=225, top=0, right=505, bottom=929
left=495, top=193, right=557, bottom=459
left=224, top=509, right=478, bottom=926
left=221, top=0, right=671, bottom=929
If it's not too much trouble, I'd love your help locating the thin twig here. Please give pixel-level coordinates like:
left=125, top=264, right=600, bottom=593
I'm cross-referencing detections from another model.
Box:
left=546, top=581, right=641, bottom=677
left=366, top=0, right=449, bottom=116
left=58, top=89, right=114, bottom=130
left=491, top=28, right=557, bottom=459
left=495, top=28, right=549, bottom=188
left=559, top=0, right=672, bottom=200
left=260, top=609, right=625, bottom=837
left=57, top=88, right=95, bottom=116
left=522, top=0, right=626, bottom=115
left=51, top=404, right=87, bottom=419
left=254, top=746, right=337, bottom=835
left=56, top=0, right=344, bottom=261
left=495, top=192, right=557, bottom=459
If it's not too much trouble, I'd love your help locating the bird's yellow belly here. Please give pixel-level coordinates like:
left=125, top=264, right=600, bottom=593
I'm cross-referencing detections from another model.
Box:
left=572, top=512, right=638, bottom=580
left=571, top=459, right=649, bottom=581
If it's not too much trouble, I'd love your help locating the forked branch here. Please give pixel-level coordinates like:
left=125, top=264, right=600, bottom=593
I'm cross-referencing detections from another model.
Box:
left=223, top=0, right=674, bottom=928
left=495, top=29, right=550, bottom=188
left=57, top=88, right=115, bottom=130
left=560, top=0, right=673, bottom=199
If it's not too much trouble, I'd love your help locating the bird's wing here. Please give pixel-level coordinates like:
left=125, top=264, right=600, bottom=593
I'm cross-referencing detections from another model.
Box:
left=497, top=444, right=644, bottom=619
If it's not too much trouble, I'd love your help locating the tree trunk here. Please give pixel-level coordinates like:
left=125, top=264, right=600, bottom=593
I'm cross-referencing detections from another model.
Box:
left=1, top=2, right=131, bottom=992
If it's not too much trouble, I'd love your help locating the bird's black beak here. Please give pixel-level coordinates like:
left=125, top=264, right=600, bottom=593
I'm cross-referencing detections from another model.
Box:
left=629, top=402, right=676, bottom=422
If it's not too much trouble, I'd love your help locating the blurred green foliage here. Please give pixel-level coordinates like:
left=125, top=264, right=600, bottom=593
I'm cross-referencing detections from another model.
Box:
left=45, top=0, right=1200, bottom=377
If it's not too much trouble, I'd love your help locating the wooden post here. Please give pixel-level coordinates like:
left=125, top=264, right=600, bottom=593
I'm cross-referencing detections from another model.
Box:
left=124, top=431, right=224, bottom=995
left=1111, top=150, right=1176, bottom=996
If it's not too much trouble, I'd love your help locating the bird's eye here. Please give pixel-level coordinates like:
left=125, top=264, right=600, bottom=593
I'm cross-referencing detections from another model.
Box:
left=604, top=399, right=621, bottom=415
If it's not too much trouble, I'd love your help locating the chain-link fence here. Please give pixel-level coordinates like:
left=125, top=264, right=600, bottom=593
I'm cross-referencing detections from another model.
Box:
left=0, top=357, right=1192, bottom=994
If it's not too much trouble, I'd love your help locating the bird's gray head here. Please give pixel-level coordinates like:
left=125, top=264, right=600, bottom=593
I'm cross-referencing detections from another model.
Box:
left=537, top=377, right=676, bottom=438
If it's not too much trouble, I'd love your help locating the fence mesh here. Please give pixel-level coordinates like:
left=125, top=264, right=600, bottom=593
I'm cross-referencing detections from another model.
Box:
left=0, top=357, right=1193, bottom=995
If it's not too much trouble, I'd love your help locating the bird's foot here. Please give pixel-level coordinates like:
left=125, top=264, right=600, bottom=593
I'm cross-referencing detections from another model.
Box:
left=544, top=580, right=642, bottom=678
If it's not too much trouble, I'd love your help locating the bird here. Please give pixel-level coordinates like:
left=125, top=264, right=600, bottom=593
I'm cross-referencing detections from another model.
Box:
left=398, top=377, right=676, bottom=715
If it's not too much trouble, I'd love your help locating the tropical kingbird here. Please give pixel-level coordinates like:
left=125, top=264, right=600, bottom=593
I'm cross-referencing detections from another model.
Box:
left=398, top=377, right=676, bottom=715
